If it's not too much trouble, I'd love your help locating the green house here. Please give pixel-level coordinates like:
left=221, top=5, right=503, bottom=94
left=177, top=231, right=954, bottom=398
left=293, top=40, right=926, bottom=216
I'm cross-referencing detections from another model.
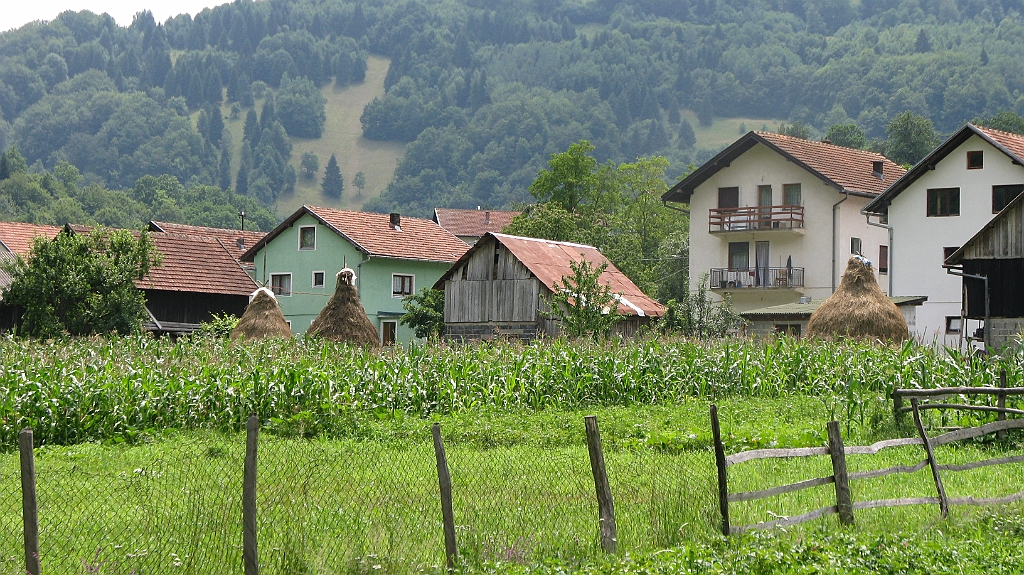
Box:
left=241, top=206, right=468, bottom=344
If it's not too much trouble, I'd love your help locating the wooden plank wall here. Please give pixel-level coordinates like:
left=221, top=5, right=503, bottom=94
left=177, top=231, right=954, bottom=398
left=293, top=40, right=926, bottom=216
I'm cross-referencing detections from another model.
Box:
left=963, top=200, right=1024, bottom=260
left=444, top=237, right=545, bottom=324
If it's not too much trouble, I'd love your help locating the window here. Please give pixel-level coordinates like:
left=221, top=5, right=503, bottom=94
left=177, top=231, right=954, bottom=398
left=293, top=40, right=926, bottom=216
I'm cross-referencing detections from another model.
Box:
left=718, top=187, right=739, bottom=209
left=927, top=188, right=960, bottom=217
left=967, top=151, right=984, bottom=170
left=392, top=274, right=414, bottom=297
left=943, top=246, right=960, bottom=262
left=946, top=316, right=962, bottom=334
left=381, top=321, right=397, bottom=346
left=299, top=226, right=316, bottom=250
left=878, top=245, right=889, bottom=274
left=312, top=271, right=325, bottom=288
left=728, top=242, right=749, bottom=270
left=270, top=273, right=291, bottom=297
left=783, top=183, right=801, bottom=206
left=851, top=237, right=862, bottom=255
left=872, top=161, right=884, bottom=178
left=992, top=184, right=1024, bottom=213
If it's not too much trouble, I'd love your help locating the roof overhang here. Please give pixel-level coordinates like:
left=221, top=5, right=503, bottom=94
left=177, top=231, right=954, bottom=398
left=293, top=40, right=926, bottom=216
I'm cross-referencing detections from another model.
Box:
left=866, top=123, right=1024, bottom=215
left=240, top=206, right=371, bottom=262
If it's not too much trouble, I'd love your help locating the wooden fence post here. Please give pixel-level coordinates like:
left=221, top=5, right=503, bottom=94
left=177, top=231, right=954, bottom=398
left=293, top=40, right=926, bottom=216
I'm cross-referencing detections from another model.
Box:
left=892, top=389, right=904, bottom=425
left=584, top=415, right=617, bottom=554
left=826, top=421, right=854, bottom=526
left=997, top=369, right=1008, bottom=441
left=911, top=399, right=949, bottom=519
left=710, top=404, right=730, bottom=536
left=20, top=428, right=39, bottom=575
left=432, top=423, right=458, bottom=569
left=243, top=414, right=259, bottom=575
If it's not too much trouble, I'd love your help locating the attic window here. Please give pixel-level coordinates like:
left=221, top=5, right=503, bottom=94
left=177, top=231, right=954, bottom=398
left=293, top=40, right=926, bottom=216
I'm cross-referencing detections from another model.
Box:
left=967, top=151, right=984, bottom=170
left=872, top=161, right=884, bottom=178
left=299, top=226, right=316, bottom=250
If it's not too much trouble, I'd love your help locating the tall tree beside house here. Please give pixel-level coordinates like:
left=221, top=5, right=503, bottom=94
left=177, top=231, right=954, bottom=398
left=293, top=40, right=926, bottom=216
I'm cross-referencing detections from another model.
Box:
left=322, top=153, right=344, bottom=198
left=885, top=112, right=938, bottom=166
left=0, top=228, right=162, bottom=338
left=399, top=288, right=445, bottom=339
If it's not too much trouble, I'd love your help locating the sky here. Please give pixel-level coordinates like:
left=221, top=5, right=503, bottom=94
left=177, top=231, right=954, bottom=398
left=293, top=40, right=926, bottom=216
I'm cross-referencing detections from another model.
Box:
left=2, top=0, right=226, bottom=33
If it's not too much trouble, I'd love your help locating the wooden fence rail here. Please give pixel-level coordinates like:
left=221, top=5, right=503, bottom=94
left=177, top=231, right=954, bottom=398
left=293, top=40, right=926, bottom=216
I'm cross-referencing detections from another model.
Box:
left=712, top=401, right=1024, bottom=535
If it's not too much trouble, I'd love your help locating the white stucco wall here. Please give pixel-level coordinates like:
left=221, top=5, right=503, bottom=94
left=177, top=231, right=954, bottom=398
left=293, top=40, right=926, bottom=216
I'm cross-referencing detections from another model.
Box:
left=887, top=134, right=1024, bottom=346
left=689, top=143, right=889, bottom=312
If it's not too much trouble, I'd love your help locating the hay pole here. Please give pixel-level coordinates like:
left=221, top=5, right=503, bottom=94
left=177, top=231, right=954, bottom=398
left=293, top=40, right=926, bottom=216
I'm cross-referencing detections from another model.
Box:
left=585, top=415, right=618, bottom=553
left=710, top=404, right=730, bottom=536
left=19, top=429, right=39, bottom=575
left=432, top=423, right=458, bottom=569
left=911, top=399, right=949, bottom=519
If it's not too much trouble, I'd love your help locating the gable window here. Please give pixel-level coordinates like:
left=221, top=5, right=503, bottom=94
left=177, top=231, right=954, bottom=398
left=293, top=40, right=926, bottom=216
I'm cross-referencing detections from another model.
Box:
left=878, top=245, right=889, bottom=274
left=270, top=273, right=292, bottom=297
left=728, top=242, right=749, bottom=270
left=312, top=271, right=325, bottom=288
left=299, top=226, right=316, bottom=250
left=993, top=184, right=1024, bottom=213
left=783, top=183, right=801, bottom=206
left=392, top=274, right=414, bottom=297
left=718, top=187, right=739, bottom=209
left=967, top=151, right=984, bottom=170
left=851, top=237, right=862, bottom=255
left=927, top=188, right=960, bottom=217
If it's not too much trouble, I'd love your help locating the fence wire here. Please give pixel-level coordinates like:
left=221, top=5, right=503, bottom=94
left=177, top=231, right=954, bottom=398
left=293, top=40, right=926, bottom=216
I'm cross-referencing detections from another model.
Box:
left=0, top=423, right=724, bottom=574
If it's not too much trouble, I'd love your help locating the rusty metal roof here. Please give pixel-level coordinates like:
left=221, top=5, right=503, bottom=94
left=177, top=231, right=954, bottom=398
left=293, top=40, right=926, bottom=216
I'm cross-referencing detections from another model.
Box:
left=436, top=233, right=664, bottom=318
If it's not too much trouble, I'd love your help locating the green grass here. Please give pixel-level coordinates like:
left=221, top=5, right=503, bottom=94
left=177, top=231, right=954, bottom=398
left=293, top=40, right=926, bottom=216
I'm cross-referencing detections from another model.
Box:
left=681, top=110, right=786, bottom=152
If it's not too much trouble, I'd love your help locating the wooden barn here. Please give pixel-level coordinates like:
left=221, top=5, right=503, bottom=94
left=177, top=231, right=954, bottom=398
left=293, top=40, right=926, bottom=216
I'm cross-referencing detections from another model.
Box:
left=944, top=190, right=1024, bottom=349
left=434, top=233, right=664, bottom=341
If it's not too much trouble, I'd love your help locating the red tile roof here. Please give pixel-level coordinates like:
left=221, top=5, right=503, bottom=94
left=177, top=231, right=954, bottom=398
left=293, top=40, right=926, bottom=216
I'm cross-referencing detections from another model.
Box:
left=139, top=233, right=257, bottom=296
left=433, top=208, right=521, bottom=238
left=975, top=125, right=1024, bottom=162
left=243, top=206, right=469, bottom=263
left=438, top=233, right=664, bottom=318
left=0, top=222, right=62, bottom=256
left=149, top=221, right=266, bottom=261
left=755, top=132, right=906, bottom=196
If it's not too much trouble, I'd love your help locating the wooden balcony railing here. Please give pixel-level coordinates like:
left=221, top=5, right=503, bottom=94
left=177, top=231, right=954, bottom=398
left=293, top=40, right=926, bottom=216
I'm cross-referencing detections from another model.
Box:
left=710, top=267, right=805, bottom=289
left=709, top=206, right=804, bottom=233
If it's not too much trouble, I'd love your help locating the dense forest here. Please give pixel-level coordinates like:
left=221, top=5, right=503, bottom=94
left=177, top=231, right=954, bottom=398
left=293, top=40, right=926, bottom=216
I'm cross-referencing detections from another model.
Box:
left=1, top=0, right=1024, bottom=226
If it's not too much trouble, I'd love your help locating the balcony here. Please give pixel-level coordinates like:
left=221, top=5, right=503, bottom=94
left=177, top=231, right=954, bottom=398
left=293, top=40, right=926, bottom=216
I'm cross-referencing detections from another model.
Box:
left=710, top=267, right=805, bottom=290
left=709, top=206, right=804, bottom=234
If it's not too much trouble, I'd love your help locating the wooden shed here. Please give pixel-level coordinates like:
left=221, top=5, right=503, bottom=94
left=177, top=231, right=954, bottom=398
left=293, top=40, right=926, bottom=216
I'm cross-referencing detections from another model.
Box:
left=434, top=233, right=664, bottom=341
left=945, top=190, right=1024, bottom=348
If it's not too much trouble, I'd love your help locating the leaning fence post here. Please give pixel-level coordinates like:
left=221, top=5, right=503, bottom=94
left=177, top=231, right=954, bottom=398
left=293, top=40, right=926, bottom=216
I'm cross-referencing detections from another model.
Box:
left=431, top=423, right=458, bottom=569
left=892, top=388, right=904, bottom=425
left=584, top=415, right=617, bottom=553
left=997, top=369, right=1008, bottom=441
left=911, top=399, right=949, bottom=519
left=243, top=414, right=259, bottom=575
left=20, top=428, right=39, bottom=575
left=826, top=421, right=854, bottom=526
left=710, top=404, right=730, bottom=536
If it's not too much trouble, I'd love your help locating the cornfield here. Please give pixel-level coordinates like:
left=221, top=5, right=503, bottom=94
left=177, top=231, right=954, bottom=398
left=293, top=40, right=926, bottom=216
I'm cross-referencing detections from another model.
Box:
left=1, top=334, right=1020, bottom=446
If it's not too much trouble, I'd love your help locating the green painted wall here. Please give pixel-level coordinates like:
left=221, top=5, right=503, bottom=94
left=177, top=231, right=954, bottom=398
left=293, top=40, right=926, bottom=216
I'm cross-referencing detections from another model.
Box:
left=251, top=213, right=452, bottom=344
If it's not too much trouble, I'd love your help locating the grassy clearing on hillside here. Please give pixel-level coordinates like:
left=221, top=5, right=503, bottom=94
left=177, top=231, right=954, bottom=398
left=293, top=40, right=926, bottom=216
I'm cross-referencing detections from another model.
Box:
left=680, top=110, right=785, bottom=152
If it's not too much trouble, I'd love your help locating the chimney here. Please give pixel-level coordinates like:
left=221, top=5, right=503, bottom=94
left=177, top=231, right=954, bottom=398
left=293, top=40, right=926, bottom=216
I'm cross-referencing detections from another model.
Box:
left=484, top=210, right=490, bottom=224
left=821, top=139, right=832, bottom=144
left=872, top=160, right=884, bottom=179
left=236, top=237, right=245, bottom=250
left=389, top=212, right=401, bottom=230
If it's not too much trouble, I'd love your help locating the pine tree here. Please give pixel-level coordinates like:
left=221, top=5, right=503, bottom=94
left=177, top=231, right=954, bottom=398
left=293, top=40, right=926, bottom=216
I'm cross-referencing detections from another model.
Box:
left=218, top=147, right=232, bottom=190
left=321, top=153, right=344, bottom=198
left=207, top=105, right=224, bottom=147
left=243, top=109, right=260, bottom=145
left=260, top=94, right=276, bottom=127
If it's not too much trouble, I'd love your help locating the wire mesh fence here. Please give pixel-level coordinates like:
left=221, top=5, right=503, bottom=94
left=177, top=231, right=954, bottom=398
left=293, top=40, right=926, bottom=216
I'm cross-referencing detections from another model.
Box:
left=0, top=416, right=719, bottom=575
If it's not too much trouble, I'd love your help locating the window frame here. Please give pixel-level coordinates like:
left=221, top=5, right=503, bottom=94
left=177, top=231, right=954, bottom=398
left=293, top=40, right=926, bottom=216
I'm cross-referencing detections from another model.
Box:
left=945, top=316, right=962, bottom=335
left=298, top=225, right=316, bottom=251
left=392, top=273, right=415, bottom=298
left=927, top=188, right=961, bottom=217
left=783, top=183, right=802, bottom=206
left=992, top=184, right=1024, bottom=213
left=381, top=320, right=398, bottom=346
left=878, top=245, right=889, bottom=274
left=728, top=242, right=749, bottom=270
left=967, top=150, right=984, bottom=170
left=270, top=272, right=292, bottom=297
left=851, top=237, right=862, bottom=255
left=718, top=187, right=739, bottom=209
left=312, top=270, right=326, bottom=288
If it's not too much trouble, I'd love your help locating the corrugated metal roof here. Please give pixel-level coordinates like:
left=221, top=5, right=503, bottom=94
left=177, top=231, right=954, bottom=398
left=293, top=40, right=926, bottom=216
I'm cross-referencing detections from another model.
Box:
left=741, top=295, right=928, bottom=318
left=433, top=208, right=521, bottom=238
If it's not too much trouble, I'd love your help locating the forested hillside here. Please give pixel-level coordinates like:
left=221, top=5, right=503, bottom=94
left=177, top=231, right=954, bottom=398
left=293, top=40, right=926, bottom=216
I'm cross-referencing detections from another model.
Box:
left=1, top=0, right=1024, bottom=225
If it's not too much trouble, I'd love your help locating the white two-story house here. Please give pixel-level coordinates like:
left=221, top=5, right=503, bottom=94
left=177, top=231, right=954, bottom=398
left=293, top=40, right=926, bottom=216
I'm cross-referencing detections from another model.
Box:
left=662, top=131, right=905, bottom=315
left=863, top=124, right=1024, bottom=347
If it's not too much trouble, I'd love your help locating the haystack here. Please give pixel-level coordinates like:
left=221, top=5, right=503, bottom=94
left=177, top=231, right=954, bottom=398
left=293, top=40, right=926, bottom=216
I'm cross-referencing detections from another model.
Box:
left=230, top=287, right=293, bottom=341
left=307, top=268, right=380, bottom=347
left=807, top=256, right=908, bottom=343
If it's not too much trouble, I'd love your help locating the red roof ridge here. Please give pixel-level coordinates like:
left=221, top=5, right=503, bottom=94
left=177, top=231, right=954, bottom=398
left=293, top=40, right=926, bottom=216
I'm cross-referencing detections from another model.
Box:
left=755, top=131, right=891, bottom=159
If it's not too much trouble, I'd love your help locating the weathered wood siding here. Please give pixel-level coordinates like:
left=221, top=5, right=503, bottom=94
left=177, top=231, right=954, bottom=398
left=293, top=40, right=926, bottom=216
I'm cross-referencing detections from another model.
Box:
left=443, top=237, right=543, bottom=325
left=962, top=199, right=1024, bottom=260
